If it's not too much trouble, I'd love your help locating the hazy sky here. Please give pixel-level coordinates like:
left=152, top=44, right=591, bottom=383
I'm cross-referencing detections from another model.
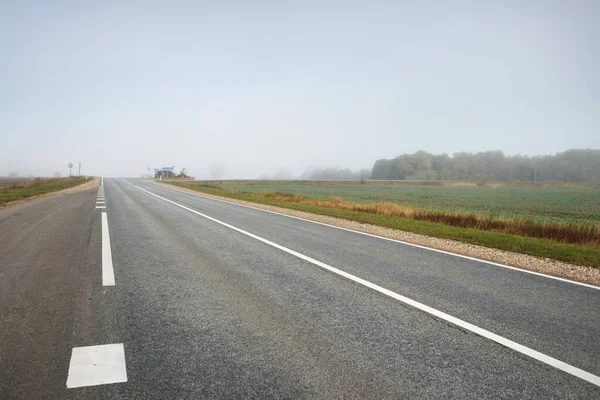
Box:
left=1, top=1, right=599, bottom=178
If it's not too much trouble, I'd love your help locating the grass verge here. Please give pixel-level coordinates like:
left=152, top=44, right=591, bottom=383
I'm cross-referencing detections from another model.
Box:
left=164, top=181, right=600, bottom=268
left=0, top=177, right=91, bottom=205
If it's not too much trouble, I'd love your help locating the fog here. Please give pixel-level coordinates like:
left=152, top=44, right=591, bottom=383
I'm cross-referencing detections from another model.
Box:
left=1, top=1, right=599, bottom=179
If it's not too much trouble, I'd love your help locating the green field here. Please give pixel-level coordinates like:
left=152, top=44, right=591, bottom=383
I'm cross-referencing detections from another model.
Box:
left=217, top=181, right=600, bottom=224
left=164, top=180, right=600, bottom=268
left=0, top=177, right=91, bottom=205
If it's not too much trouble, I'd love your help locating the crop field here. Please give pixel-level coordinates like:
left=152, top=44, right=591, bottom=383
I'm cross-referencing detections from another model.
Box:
left=165, top=179, right=600, bottom=267
left=217, top=181, right=600, bottom=224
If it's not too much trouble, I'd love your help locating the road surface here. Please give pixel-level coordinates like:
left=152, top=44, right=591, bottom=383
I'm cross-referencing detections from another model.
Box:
left=1, top=178, right=599, bottom=399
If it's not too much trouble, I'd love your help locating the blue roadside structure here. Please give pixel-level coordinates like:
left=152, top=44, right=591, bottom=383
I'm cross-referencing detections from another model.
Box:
left=154, top=166, right=175, bottom=179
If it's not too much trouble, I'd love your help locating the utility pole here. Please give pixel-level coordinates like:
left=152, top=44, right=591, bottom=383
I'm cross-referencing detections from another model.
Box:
left=68, top=163, right=73, bottom=177
left=78, top=162, right=82, bottom=177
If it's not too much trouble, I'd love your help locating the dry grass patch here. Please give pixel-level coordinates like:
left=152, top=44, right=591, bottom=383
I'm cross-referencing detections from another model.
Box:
left=249, top=191, right=599, bottom=245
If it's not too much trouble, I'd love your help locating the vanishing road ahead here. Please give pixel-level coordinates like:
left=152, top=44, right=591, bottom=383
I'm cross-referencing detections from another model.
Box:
left=1, top=178, right=600, bottom=399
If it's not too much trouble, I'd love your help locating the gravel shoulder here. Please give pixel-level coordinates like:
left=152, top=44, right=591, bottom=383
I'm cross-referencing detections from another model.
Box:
left=0, top=177, right=100, bottom=208
left=154, top=181, right=600, bottom=287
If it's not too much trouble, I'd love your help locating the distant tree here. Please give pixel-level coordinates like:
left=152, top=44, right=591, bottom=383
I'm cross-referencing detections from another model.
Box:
left=54, top=171, right=62, bottom=178
left=176, top=168, right=189, bottom=178
left=209, top=164, right=225, bottom=179
left=272, top=168, right=294, bottom=180
left=302, top=167, right=357, bottom=180
left=370, top=149, right=600, bottom=182
left=372, top=159, right=400, bottom=180
left=354, top=169, right=372, bottom=180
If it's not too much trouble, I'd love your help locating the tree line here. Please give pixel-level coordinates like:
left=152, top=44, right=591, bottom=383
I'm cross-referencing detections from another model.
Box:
left=301, top=167, right=371, bottom=181
left=370, top=149, right=600, bottom=182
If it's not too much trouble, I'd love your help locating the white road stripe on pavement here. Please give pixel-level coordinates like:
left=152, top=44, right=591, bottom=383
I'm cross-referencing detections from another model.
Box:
left=127, top=180, right=600, bottom=388
left=101, top=212, right=115, bottom=286
left=66, top=343, right=127, bottom=388
left=96, top=206, right=106, bottom=209
left=155, top=182, right=600, bottom=291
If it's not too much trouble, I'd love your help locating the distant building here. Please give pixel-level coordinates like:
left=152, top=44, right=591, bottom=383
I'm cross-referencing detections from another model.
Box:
left=154, top=166, right=175, bottom=179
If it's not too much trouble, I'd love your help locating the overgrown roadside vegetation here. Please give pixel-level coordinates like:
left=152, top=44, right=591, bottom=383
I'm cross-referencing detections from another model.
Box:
left=0, top=177, right=91, bottom=205
left=163, top=180, right=600, bottom=268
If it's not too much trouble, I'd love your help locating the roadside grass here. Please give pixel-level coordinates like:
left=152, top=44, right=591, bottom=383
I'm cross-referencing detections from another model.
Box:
left=163, top=181, right=600, bottom=268
left=0, top=177, right=91, bottom=205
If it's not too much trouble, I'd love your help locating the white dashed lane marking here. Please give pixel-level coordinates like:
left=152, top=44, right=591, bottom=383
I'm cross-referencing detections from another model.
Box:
left=65, top=180, right=128, bottom=390
left=66, top=344, right=127, bottom=388
left=101, top=212, right=115, bottom=286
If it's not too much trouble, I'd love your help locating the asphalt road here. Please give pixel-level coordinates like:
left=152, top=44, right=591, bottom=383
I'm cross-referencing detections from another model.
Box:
left=1, top=178, right=599, bottom=399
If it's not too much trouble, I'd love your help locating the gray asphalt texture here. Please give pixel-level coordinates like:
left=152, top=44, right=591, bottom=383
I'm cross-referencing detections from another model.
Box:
left=1, top=178, right=599, bottom=399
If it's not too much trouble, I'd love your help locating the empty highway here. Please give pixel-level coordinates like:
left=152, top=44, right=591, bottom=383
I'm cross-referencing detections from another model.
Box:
left=1, top=178, right=599, bottom=399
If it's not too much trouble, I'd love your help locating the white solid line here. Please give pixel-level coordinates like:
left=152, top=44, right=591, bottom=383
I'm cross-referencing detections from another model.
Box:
left=151, top=181, right=600, bottom=291
left=96, top=206, right=106, bottom=209
left=126, top=180, right=600, bottom=388
left=101, top=212, right=115, bottom=286
left=66, top=343, right=127, bottom=388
